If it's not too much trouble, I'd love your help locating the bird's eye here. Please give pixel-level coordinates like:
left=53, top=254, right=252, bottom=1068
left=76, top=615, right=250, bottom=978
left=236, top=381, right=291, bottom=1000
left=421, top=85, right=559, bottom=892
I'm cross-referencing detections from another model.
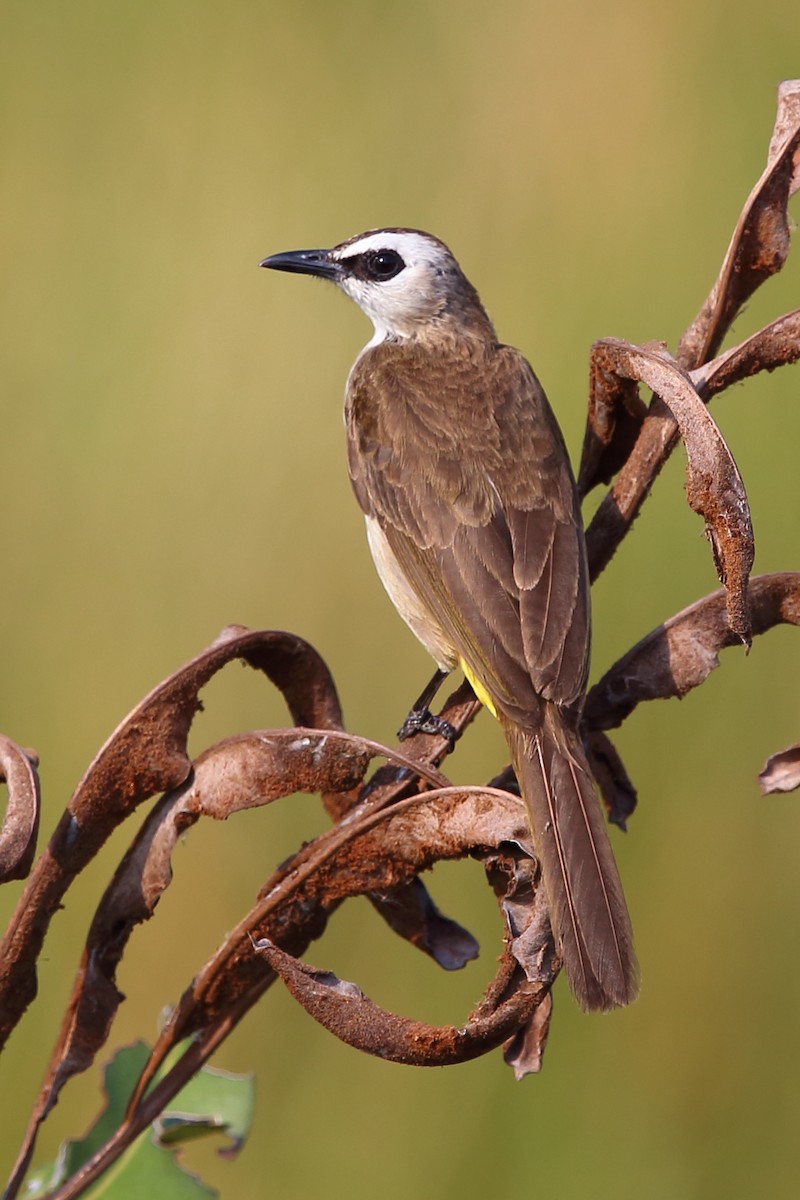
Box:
left=366, top=249, right=404, bottom=281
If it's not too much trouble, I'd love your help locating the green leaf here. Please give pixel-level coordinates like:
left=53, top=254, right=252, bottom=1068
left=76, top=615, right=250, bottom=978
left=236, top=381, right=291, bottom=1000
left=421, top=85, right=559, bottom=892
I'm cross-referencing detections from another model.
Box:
left=24, top=1041, right=255, bottom=1199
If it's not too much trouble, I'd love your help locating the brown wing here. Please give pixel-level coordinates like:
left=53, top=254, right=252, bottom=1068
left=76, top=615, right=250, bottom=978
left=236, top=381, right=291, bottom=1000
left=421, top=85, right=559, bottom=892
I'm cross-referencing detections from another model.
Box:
left=346, top=339, right=590, bottom=723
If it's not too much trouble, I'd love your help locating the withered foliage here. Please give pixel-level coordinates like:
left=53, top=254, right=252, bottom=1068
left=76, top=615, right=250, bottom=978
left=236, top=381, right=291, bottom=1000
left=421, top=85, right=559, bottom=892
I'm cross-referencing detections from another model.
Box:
left=2, top=81, right=800, bottom=1200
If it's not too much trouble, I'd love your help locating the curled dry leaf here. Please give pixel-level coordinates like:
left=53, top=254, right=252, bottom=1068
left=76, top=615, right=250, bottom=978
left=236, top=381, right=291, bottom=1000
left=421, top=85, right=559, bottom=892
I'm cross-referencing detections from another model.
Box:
left=1, top=628, right=353, bottom=1197
left=679, top=79, right=800, bottom=367
left=578, top=358, right=649, bottom=496
left=9, top=724, right=447, bottom=1192
left=586, top=730, right=638, bottom=831
left=254, top=934, right=539, bottom=1068
left=583, top=81, right=800, bottom=577
left=129, top=785, right=542, bottom=1106
left=691, top=309, right=800, bottom=401
left=0, top=735, right=40, bottom=884
left=246, top=789, right=550, bottom=1069
left=0, top=628, right=345, bottom=1049
left=588, top=340, right=754, bottom=643
left=366, top=876, right=480, bottom=971
left=759, top=746, right=800, bottom=795
left=585, top=573, right=800, bottom=732
left=329, top=677, right=484, bottom=973
left=503, top=993, right=553, bottom=1080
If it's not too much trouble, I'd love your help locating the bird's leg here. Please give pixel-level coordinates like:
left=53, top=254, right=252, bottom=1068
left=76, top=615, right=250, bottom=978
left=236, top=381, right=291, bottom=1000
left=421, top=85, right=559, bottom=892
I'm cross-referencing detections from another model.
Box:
left=397, top=668, right=456, bottom=746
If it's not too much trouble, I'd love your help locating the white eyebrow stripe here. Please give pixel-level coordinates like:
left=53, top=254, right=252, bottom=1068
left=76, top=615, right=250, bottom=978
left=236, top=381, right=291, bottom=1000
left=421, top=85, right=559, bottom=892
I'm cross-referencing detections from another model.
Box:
left=334, top=230, right=447, bottom=264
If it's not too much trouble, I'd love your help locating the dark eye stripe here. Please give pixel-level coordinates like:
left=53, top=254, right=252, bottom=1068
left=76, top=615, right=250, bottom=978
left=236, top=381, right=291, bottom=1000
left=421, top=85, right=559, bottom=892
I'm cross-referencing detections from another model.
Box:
left=342, top=248, right=406, bottom=282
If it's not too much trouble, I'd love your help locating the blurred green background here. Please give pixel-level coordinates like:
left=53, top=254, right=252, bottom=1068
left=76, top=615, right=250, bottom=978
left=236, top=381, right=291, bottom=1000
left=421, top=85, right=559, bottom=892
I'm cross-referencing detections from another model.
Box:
left=1, top=1, right=799, bottom=1197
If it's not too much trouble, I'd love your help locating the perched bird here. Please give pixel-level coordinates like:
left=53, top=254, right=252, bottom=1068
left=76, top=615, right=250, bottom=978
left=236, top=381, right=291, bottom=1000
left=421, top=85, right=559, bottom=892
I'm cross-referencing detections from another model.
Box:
left=261, top=228, right=638, bottom=1011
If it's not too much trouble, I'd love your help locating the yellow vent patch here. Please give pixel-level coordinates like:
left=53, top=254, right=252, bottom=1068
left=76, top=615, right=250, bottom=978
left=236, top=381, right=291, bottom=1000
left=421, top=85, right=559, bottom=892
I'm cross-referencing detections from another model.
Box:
left=459, top=657, right=498, bottom=718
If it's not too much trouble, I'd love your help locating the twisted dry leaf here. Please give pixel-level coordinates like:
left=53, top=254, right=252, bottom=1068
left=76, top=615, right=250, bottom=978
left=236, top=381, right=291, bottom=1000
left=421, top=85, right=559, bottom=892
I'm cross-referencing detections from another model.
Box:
left=33, top=784, right=552, bottom=1200
left=679, top=79, right=800, bottom=368
left=690, top=309, right=800, bottom=400
left=126, top=781, right=539, bottom=1107
left=1, top=628, right=356, bottom=1196
left=0, top=628, right=348, bottom=1050
left=0, top=736, right=40, bottom=883
left=582, top=81, right=800, bottom=577
left=585, top=730, right=638, bottom=832
left=251, top=797, right=550, bottom=1070
left=759, top=746, right=800, bottom=794
left=586, top=340, right=754, bottom=643
left=585, top=573, right=800, bottom=732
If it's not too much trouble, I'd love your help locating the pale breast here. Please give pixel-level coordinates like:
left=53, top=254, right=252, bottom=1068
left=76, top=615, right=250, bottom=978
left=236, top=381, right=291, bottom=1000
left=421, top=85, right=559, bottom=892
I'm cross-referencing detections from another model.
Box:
left=364, top=515, right=458, bottom=672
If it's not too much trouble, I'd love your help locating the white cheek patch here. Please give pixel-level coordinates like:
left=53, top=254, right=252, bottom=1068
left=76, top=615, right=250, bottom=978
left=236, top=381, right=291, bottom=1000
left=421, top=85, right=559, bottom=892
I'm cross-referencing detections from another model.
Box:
left=342, top=269, right=434, bottom=343
left=332, top=229, right=456, bottom=342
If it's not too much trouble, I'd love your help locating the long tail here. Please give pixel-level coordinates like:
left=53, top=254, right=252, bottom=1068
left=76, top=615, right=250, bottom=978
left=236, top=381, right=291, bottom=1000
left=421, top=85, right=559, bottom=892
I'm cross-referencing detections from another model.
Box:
left=501, top=708, right=638, bottom=1012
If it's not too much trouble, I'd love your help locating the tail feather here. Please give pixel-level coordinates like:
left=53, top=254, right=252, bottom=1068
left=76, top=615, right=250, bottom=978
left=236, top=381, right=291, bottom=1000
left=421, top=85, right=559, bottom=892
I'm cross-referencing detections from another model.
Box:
left=501, top=710, right=638, bottom=1011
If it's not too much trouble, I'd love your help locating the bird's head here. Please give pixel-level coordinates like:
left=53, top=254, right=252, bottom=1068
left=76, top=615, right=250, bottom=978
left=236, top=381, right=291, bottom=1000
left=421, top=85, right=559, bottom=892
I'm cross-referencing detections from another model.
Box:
left=261, top=228, right=493, bottom=344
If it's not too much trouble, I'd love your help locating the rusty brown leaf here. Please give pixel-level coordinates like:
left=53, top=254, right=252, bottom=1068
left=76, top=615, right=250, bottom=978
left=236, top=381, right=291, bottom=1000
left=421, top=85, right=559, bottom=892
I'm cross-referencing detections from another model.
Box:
left=679, top=79, right=800, bottom=368
left=238, top=792, right=551, bottom=1071
left=585, top=573, right=800, bottom=732
left=253, top=932, right=540, bottom=1068
left=578, top=359, right=649, bottom=495
left=125, top=784, right=537, bottom=1108
left=583, top=81, right=800, bottom=579
left=0, top=736, right=40, bottom=883
left=690, top=309, right=800, bottom=400
left=0, top=627, right=346, bottom=1054
left=586, top=340, right=754, bottom=643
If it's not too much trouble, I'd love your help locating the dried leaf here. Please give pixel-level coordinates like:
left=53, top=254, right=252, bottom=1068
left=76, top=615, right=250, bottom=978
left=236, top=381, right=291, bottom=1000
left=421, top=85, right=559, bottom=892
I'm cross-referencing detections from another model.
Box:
left=759, top=746, right=800, bottom=795
left=680, top=79, right=800, bottom=367
left=578, top=357, right=650, bottom=495
left=503, top=993, right=553, bottom=1079
left=583, top=81, right=800, bottom=578
left=253, top=936, right=540, bottom=1067
left=0, top=736, right=40, bottom=883
left=0, top=628, right=344, bottom=1052
left=690, top=309, right=800, bottom=400
left=366, top=877, right=479, bottom=971
left=585, top=572, right=800, bottom=731
left=588, top=340, right=754, bottom=642
left=124, top=786, right=548, bottom=1119
left=586, top=730, right=638, bottom=831
left=245, top=811, right=553, bottom=1069
left=1, top=629, right=350, bottom=1196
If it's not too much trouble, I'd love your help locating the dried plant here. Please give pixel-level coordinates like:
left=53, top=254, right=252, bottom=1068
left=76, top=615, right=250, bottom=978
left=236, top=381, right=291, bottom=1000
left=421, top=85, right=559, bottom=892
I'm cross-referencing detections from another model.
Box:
left=1, top=80, right=799, bottom=1200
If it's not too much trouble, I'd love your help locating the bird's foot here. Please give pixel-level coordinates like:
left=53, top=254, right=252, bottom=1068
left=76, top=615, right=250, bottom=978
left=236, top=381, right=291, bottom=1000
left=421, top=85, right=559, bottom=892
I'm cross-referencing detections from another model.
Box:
left=398, top=707, right=456, bottom=748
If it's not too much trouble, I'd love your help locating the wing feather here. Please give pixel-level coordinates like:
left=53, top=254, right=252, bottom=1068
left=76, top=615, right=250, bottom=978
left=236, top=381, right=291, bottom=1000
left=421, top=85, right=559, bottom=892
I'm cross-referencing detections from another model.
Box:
left=345, top=339, right=589, bottom=716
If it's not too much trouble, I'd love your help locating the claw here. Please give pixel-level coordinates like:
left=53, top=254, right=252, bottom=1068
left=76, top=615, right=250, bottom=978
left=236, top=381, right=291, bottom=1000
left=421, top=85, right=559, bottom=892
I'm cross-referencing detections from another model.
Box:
left=398, top=708, right=457, bottom=748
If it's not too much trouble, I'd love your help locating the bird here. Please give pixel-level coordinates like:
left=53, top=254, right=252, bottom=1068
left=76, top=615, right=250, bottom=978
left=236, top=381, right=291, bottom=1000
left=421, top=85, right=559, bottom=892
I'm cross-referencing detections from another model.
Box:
left=260, top=228, right=638, bottom=1011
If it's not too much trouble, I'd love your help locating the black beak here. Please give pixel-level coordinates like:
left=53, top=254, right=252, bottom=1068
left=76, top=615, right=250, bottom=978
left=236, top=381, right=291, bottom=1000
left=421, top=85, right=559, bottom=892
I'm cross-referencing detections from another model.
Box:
left=259, top=248, right=341, bottom=281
